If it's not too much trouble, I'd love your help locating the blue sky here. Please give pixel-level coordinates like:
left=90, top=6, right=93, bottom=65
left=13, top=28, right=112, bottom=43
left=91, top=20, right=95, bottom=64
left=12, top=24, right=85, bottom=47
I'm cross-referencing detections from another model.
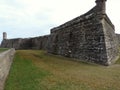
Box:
left=0, top=0, right=120, bottom=42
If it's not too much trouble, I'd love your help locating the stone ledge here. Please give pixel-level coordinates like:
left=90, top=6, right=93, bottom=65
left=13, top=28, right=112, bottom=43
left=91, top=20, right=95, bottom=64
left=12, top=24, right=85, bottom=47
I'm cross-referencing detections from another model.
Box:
left=0, top=48, right=15, bottom=90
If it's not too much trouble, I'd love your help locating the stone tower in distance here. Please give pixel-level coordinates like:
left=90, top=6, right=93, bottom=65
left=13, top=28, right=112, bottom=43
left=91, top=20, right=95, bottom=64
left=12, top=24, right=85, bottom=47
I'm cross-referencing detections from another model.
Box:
left=3, top=32, right=7, bottom=40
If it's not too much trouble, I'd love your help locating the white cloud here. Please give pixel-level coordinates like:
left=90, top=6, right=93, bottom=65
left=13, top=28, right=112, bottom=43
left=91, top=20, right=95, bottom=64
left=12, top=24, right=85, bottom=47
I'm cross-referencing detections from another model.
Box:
left=107, top=0, right=120, bottom=34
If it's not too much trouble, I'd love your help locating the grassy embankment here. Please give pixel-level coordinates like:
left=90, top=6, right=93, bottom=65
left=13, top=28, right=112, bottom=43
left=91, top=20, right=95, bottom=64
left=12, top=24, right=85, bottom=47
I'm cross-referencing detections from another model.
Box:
left=0, top=48, right=8, bottom=53
left=4, top=50, right=120, bottom=90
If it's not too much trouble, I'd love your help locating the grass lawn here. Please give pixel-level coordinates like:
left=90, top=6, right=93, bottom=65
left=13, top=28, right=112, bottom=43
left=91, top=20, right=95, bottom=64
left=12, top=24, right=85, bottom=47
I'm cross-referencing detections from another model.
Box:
left=0, top=48, right=8, bottom=53
left=4, top=50, right=120, bottom=90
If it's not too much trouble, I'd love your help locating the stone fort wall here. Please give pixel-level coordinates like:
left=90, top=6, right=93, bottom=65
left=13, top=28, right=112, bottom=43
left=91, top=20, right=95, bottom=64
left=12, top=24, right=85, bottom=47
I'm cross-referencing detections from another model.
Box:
left=0, top=0, right=119, bottom=65
left=1, top=35, right=50, bottom=50
left=48, top=5, right=119, bottom=65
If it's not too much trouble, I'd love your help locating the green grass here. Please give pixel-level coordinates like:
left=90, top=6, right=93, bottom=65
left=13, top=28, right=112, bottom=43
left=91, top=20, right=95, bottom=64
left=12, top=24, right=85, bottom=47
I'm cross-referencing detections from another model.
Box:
left=5, top=50, right=120, bottom=90
left=0, top=48, right=8, bottom=53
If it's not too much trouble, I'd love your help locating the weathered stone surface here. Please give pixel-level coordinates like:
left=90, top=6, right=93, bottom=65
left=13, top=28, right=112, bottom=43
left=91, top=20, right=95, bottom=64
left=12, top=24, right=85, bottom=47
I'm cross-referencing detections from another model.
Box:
left=0, top=49, right=15, bottom=90
left=116, top=34, right=120, bottom=46
left=0, top=35, right=50, bottom=50
left=47, top=0, right=119, bottom=65
left=0, top=0, right=119, bottom=65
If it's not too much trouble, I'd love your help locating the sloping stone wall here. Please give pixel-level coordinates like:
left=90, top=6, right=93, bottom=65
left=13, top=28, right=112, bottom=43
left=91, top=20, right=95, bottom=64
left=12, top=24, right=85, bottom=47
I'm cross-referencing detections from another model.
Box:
left=48, top=11, right=107, bottom=63
left=102, top=19, right=119, bottom=65
left=116, top=34, right=120, bottom=46
left=0, top=35, right=50, bottom=50
left=1, top=39, right=21, bottom=49
left=47, top=4, right=119, bottom=65
left=31, top=35, right=50, bottom=50
left=0, top=48, right=15, bottom=90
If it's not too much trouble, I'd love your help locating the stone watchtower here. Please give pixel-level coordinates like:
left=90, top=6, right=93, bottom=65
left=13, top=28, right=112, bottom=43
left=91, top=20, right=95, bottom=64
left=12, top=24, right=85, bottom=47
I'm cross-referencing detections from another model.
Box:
left=95, top=0, right=107, bottom=14
left=3, top=32, right=7, bottom=40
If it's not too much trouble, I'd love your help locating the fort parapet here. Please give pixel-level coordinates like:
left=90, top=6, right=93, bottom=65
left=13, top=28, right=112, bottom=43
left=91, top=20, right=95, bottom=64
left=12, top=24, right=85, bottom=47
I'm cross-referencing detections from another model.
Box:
left=0, top=0, right=119, bottom=65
